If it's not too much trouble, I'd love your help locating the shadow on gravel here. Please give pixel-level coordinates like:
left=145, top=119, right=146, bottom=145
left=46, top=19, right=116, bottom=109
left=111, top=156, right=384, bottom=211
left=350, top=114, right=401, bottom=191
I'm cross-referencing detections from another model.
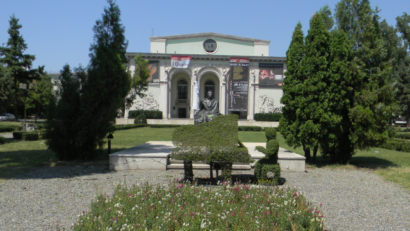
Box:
left=0, top=148, right=129, bottom=182
left=306, top=156, right=398, bottom=170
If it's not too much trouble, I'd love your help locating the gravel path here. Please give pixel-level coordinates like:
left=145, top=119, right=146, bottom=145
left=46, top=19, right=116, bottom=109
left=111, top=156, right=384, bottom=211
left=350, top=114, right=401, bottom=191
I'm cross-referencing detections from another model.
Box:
left=0, top=166, right=410, bottom=231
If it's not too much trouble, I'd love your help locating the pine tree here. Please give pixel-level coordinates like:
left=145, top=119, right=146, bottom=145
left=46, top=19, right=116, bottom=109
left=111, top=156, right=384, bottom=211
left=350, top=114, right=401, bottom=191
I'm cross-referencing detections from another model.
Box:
left=75, top=0, right=131, bottom=159
left=335, top=0, right=394, bottom=151
left=0, top=15, right=43, bottom=120
left=27, top=74, right=54, bottom=122
left=280, top=22, right=308, bottom=158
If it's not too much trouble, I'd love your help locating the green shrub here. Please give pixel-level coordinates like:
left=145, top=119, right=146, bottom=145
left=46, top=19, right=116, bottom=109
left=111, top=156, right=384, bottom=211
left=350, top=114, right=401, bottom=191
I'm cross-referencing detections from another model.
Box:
left=261, top=164, right=281, bottom=183
left=254, top=113, right=282, bottom=121
left=128, top=110, right=162, bottom=119
left=394, top=132, right=410, bottom=139
left=0, top=125, right=20, bottom=132
left=254, top=135, right=281, bottom=184
left=265, top=127, right=277, bottom=141
left=379, top=140, right=410, bottom=152
left=74, top=181, right=325, bottom=230
left=13, top=132, right=23, bottom=139
left=37, top=130, right=48, bottom=139
left=22, top=132, right=39, bottom=141
left=134, top=114, right=147, bottom=124
left=0, top=137, right=5, bottom=144
left=238, top=126, right=262, bottom=131
left=149, top=124, right=182, bottom=128
left=114, top=124, right=146, bottom=130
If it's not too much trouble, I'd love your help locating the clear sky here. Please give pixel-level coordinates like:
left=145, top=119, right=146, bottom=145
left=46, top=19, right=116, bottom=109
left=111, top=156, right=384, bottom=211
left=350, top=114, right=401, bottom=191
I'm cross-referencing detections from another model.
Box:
left=0, top=0, right=409, bottom=73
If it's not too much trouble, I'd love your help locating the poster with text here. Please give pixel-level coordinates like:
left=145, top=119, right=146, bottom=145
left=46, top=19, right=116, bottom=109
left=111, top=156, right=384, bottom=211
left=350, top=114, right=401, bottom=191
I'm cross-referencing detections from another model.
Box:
left=259, top=63, right=284, bottom=88
left=147, top=60, right=159, bottom=83
left=171, top=56, right=191, bottom=68
left=228, top=58, right=249, bottom=111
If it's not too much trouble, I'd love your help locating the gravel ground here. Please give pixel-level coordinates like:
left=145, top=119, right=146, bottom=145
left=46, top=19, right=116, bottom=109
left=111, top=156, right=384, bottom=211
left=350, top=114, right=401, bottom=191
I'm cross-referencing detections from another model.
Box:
left=0, top=166, right=410, bottom=231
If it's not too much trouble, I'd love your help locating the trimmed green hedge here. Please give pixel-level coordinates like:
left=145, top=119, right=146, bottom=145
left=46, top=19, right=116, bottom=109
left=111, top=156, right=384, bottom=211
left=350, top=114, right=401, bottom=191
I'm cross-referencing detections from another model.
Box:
left=114, top=124, right=146, bottom=130
left=0, top=137, right=5, bottom=144
left=379, top=140, right=410, bottom=152
left=22, top=132, right=39, bottom=141
left=13, top=132, right=23, bottom=139
left=394, top=132, right=410, bottom=139
left=254, top=113, right=282, bottom=121
left=0, top=125, right=20, bottom=132
left=128, top=110, right=162, bottom=119
left=238, top=126, right=262, bottom=131
left=261, top=164, right=281, bottom=183
left=265, top=127, right=277, bottom=141
left=149, top=124, right=182, bottom=128
left=134, top=114, right=147, bottom=124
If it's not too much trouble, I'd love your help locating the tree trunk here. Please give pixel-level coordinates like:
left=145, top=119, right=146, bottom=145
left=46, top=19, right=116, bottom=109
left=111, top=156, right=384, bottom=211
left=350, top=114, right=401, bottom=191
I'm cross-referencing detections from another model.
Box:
left=14, top=74, right=19, bottom=121
left=312, top=145, right=318, bottom=161
left=302, top=144, right=311, bottom=162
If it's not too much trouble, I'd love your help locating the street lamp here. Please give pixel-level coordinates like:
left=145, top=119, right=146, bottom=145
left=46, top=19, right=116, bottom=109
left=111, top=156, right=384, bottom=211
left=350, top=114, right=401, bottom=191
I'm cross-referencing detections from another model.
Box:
left=19, top=83, right=34, bottom=131
left=107, top=133, right=114, bottom=154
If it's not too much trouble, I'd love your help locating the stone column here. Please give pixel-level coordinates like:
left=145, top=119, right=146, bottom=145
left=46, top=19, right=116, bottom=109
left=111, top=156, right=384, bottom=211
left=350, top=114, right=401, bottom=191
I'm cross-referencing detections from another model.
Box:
left=220, top=82, right=226, bottom=115
left=191, top=67, right=200, bottom=118
left=160, top=67, right=170, bottom=119
left=247, top=69, right=256, bottom=120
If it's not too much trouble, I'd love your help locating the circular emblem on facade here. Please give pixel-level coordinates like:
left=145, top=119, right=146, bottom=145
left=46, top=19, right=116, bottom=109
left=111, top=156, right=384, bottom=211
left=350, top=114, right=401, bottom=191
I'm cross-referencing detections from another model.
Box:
left=203, top=39, right=217, bottom=53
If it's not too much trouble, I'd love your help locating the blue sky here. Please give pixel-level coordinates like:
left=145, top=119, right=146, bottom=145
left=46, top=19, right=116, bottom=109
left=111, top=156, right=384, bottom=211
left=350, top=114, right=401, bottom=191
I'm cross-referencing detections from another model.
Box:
left=0, top=0, right=409, bottom=73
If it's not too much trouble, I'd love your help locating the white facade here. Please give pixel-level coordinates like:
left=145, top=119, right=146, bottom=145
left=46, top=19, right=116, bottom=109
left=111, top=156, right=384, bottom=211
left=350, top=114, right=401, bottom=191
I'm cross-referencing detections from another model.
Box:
left=126, top=32, right=285, bottom=120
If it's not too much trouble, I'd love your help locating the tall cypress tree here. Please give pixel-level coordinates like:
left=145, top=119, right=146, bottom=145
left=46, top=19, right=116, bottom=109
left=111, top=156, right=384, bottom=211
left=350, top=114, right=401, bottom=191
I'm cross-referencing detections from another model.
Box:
left=280, top=23, right=308, bottom=158
left=0, top=15, right=43, bottom=120
left=335, top=0, right=394, bottom=150
left=76, top=0, right=131, bottom=159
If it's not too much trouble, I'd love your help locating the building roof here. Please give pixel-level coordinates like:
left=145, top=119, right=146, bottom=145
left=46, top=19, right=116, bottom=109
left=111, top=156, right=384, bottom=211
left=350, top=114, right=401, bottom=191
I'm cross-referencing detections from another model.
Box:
left=150, top=32, right=270, bottom=45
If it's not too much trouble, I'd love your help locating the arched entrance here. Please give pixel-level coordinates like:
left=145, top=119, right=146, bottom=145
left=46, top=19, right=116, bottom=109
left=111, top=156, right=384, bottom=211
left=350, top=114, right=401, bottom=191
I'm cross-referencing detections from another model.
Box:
left=199, top=72, right=220, bottom=111
left=170, top=72, right=191, bottom=118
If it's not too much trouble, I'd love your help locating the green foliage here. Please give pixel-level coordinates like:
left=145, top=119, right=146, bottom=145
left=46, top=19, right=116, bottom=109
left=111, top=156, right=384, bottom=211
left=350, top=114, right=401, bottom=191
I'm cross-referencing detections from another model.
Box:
left=254, top=113, right=282, bottom=121
left=27, top=74, right=53, bottom=119
left=114, top=124, right=146, bottom=130
left=149, top=124, right=181, bottom=128
left=125, top=54, right=150, bottom=109
left=394, top=133, right=410, bottom=139
left=0, top=15, right=44, bottom=120
left=255, top=137, right=281, bottom=183
left=0, top=137, right=5, bottom=144
left=237, top=126, right=262, bottom=131
left=12, top=131, right=23, bottom=139
left=0, top=125, right=20, bottom=132
left=73, top=182, right=325, bottom=230
left=128, top=110, right=162, bottom=119
left=261, top=164, right=281, bottom=183
left=22, top=132, right=39, bottom=141
left=171, top=115, right=252, bottom=164
left=378, top=140, right=410, bottom=152
left=265, top=127, right=276, bottom=141
left=134, top=114, right=147, bottom=124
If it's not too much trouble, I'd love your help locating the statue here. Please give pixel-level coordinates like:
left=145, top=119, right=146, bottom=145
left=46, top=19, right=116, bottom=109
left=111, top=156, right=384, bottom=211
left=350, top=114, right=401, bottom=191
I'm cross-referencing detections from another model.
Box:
left=194, top=90, right=221, bottom=124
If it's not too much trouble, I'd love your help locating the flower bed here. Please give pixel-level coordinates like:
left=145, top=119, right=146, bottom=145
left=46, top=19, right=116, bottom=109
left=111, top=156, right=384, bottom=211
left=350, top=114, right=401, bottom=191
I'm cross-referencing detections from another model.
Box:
left=73, top=181, right=325, bottom=230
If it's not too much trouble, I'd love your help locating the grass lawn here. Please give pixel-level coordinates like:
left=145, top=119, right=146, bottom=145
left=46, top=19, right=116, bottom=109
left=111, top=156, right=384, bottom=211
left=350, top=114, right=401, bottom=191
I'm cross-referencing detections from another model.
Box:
left=1, top=127, right=410, bottom=191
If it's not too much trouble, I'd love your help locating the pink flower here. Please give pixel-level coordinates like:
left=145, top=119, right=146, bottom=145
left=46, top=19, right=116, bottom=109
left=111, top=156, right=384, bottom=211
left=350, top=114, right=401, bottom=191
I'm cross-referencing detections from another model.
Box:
left=264, top=211, right=268, bottom=215
left=293, top=193, right=297, bottom=196
left=177, top=183, right=183, bottom=188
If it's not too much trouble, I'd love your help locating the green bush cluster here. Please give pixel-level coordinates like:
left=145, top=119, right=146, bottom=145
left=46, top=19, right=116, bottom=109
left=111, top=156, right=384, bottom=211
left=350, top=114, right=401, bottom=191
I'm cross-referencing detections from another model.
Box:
left=13, top=131, right=23, bottom=139
left=238, top=126, right=262, bottom=131
left=149, top=124, right=182, bottom=128
left=134, top=114, right=147, bottom=124
left=254, top=128, right=281, bottom=184
left=13, top=131, right=42, bottom=141
left=394, top=132, right=410, bottom=139
left=0, top=137, right=5, bottom=144
left=128, top=110, right=162, bottom=119
left=0, top=125, right=20, bottom=132
left=379, top=140, right=410, bottom=152
left=114, top=124, right=146, bottom=130
left=254, top=113, right=282, bottom=121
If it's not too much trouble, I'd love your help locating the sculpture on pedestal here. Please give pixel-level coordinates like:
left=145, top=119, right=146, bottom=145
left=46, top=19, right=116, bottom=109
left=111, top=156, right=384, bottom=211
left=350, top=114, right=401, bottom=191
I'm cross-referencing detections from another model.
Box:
left=194, top=90, right=221, bottom=124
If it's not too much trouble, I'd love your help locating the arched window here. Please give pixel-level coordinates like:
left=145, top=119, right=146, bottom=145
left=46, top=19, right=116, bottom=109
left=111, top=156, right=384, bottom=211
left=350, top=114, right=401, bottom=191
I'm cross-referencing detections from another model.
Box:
left=178, top=80, right=187, bottom=99
left=204, top=80, right=214, bottom=97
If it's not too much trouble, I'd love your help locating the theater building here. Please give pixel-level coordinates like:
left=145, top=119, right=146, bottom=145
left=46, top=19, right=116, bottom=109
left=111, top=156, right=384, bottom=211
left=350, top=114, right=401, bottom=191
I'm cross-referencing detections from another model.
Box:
left=125, top=32, right=286, bottom=122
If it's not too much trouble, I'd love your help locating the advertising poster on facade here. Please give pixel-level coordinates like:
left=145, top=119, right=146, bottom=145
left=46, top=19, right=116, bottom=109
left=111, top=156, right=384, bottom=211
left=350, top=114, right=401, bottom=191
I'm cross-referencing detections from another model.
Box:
left=228, top=58, right=249, bottom=111
left=258, top=63, right=284, bottom=88
left=147, top=60, right=159, bottom=83
left=171, top=56, right=191, bottom=68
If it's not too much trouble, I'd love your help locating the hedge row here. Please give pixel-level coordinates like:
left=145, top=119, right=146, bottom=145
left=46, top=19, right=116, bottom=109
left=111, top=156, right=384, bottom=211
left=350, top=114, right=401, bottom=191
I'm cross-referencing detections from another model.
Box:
left=128, top=110, right=162, bottom=119
left=379, top=140, right=410, bottom=152
left=238, top=126, right=262, bottom=131
left=12, top=131, right=41, bottom=141
left=114, top=124, right=146, bottom=130
left=0, top=125, right=20, bottom=132
left=254, top=113, right=282, bottom=121
left=0, top=137, right=5, bottom=144
left=394, top=132, right=410, bottom=139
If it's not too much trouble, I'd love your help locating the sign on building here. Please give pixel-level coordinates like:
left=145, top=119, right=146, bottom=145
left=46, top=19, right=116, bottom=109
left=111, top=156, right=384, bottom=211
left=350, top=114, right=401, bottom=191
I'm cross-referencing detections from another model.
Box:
left=171, top=56, right=191, bottom=68
left=258, top=63, right=284, bottom=88
left=148, top=60, right=159, bottom=83
left=228, top=58, right=249, bottom=111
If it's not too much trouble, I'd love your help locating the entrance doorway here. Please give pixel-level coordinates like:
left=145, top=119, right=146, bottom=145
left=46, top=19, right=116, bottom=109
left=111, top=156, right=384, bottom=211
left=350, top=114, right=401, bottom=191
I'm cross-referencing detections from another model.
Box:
left=178, top=108, right=187, bottom=118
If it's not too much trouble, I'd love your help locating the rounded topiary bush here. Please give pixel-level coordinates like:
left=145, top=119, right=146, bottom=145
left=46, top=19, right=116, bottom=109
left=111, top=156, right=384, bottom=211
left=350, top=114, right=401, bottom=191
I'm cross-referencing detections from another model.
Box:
left=134, top=114, right=147, bottom=124
left=265, top=127, right=276, bottom=141
left=266, top=139, right=279, bottom=160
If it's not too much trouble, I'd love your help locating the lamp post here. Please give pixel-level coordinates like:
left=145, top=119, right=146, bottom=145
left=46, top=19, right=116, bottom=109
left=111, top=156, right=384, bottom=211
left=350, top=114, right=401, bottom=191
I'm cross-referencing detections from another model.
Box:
left=19, top=83, right=34, bottom=131
left=107, top=133, right=114, bottom=154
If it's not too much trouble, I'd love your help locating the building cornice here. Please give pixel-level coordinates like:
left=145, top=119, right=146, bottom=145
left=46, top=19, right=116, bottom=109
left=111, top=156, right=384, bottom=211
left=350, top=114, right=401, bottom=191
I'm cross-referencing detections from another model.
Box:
left=126, top=52, right=285, bottom=62
left=149, top=32, right=270, bottom=45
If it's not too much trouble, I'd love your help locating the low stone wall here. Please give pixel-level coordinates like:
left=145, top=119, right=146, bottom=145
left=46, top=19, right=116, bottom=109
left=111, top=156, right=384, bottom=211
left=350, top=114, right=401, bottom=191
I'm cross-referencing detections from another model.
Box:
left=146, top=119, right=278, bottom=128
left=116, top=118, right=135, bottom=125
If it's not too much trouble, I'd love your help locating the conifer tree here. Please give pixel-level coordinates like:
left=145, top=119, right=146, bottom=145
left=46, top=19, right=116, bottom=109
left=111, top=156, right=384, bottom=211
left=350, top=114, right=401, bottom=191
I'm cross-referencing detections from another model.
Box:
left=280, top=23, right=308, bottom=158
left=335, top=0, right=394, bottom=151
left=0, top=15, right=43, bottom=120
